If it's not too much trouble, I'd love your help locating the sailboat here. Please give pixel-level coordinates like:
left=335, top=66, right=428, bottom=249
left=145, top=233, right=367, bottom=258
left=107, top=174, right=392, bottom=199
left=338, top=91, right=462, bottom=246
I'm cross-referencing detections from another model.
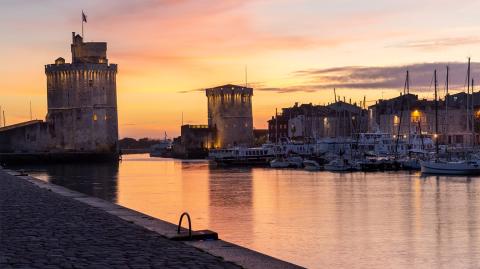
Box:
left=421, top=61, right=480, bottom=175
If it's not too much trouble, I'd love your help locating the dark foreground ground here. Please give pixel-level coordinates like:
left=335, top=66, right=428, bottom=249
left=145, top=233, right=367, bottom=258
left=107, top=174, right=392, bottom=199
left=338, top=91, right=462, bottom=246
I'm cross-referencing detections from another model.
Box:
left=0, top=169, right=240, bottom=269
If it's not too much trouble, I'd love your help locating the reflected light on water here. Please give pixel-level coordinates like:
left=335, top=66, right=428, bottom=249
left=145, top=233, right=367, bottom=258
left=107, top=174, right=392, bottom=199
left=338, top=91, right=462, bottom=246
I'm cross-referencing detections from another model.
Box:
left=12, top=154, right=480, bottom=269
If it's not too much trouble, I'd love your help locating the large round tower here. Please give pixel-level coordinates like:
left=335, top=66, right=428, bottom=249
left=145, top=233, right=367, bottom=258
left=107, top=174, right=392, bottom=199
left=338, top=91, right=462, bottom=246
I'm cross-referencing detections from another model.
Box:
left=44, top=32, right=119, bottom=155
left=206, top=84, right=253, bottom=148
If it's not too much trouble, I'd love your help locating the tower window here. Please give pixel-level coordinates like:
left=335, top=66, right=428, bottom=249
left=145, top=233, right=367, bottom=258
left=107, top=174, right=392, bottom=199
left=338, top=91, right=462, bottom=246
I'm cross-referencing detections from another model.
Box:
left=89, top=80, right=93, bottom=87
left=93, top=114, right=98, bottom=121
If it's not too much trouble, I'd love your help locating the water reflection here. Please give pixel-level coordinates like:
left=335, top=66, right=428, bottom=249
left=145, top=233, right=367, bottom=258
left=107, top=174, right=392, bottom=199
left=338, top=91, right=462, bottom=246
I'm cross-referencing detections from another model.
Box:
left=8, top=155, right=480, bottom=268
left=209, top=167, right=254, bottom=245
left=9, top=162, right=119, bottom=202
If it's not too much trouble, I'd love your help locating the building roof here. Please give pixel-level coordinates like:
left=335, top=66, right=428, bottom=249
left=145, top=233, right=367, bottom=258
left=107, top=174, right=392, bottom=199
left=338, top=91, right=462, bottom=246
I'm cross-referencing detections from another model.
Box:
left=206, top=84, right=253, bottom=91
left=0, top=120, right=44, bottom=133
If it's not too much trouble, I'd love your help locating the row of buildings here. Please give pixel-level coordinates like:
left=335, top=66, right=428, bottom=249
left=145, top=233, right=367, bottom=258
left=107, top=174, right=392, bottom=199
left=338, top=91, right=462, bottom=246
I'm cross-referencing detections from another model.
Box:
left=268, top=92, right=480, bottom=148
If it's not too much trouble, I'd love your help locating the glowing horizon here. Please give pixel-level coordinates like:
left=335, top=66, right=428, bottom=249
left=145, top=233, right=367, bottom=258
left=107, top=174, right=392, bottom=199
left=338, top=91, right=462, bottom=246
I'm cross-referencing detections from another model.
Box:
left=3, top=0, right=480, bottom=138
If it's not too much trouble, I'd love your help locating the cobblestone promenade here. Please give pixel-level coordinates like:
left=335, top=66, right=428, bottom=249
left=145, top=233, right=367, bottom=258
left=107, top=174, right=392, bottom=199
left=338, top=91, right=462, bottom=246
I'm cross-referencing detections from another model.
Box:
left=0, top=169, right=240, bottom=269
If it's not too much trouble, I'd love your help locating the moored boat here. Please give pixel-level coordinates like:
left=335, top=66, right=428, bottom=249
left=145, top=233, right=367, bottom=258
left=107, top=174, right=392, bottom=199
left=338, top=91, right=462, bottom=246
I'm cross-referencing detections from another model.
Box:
left=420, top=160, right=480, bottom=175
left=303, top=159, right=322, bottom=171
left=324, top=158, right=357, bottom=172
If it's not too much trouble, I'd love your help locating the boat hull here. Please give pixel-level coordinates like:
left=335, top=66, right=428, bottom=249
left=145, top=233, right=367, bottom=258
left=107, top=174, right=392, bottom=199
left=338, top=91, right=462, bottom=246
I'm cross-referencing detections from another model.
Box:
left=420, top=161, right=480, bottom=175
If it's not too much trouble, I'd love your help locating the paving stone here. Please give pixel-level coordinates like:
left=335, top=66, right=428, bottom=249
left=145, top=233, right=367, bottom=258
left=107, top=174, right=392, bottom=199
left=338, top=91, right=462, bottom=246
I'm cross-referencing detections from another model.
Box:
left=0, top=170, right=240, bottom=269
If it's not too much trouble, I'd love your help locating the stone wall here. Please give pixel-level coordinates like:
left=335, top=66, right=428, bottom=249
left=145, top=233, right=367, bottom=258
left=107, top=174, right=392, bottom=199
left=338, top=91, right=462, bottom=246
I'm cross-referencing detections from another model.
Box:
left=45, top=63, right=118, bottom=153
left=206, top=85, right=254, bottom=148
left=0, top=121, right=51, bottom=153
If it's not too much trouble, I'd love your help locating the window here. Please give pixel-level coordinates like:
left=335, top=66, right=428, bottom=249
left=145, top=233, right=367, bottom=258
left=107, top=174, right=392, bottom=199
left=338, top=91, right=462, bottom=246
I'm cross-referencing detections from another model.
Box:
left=89, top=80, right=93, bottom=87
left=93, top=114, right=98, bottom=121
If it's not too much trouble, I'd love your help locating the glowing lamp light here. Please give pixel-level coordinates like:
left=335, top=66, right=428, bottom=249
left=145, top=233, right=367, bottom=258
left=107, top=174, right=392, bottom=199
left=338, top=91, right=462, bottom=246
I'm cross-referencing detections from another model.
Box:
left=434, top=134, right=438, bottom=139
left=412, top=110, right=420, bottom=117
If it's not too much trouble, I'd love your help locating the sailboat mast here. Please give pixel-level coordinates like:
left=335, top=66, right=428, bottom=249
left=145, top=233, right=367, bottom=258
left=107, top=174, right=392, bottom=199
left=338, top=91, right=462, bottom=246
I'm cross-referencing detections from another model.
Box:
left=275, top=108, right=278, bottom=144
left=473, top=78, right=476, bottom=147
left=406, top=70, right=411, bottom=144
left=467, top=57, right=471, bottom=146
left=445, top=65, right=449, bottom=148
left=434, top=69, right=439, bottom=155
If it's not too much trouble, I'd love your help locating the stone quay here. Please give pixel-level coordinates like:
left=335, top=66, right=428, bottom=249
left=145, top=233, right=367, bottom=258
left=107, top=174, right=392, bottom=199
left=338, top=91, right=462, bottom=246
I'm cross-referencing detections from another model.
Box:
left=0, top=168, right=303, bottom=269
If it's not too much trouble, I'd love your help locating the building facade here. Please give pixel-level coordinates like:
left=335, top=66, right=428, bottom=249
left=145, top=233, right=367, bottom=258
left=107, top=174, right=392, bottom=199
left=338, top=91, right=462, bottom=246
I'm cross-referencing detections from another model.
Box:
left=206, top=84, right=254, bottom=148
left=368, top=92, right=480, bottom=147
left=268, top=102, right=368, bottom=142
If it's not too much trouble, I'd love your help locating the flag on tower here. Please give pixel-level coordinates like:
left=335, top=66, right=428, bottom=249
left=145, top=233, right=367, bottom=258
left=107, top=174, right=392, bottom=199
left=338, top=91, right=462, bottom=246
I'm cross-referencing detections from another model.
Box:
left=82, top=11, right=87, bottom=23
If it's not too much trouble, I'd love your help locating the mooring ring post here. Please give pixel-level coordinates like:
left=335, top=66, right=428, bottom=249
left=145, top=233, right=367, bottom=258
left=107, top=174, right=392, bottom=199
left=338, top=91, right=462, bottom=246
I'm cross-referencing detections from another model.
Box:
left=177, top=212, right=192, bottom=239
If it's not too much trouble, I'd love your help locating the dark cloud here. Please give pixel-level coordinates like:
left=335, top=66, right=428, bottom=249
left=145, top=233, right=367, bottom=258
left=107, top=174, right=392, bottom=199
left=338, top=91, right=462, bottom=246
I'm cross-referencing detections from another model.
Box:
left=391, top=37, right=480, bottom=50
left=260, top=62, right=478, bottom=93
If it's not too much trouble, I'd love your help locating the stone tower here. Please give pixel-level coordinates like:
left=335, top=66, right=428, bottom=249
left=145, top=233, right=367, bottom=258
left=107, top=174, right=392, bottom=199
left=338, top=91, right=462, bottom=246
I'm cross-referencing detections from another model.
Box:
left=206, top=84, right=253, bottom=148
left=44, top=32, right=119, bottom=155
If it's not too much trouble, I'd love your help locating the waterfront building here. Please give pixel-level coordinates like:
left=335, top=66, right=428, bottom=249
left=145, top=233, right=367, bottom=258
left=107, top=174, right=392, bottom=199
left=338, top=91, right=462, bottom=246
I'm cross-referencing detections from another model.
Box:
left=0, top=32, right=119, bottom=161
left=268, top=101, right=368, bottom=142
left=171, top=124, right=216, bottom=158
left=368, top=92, right=480, bottom=147
left=206, top=84, right=254, bottom=148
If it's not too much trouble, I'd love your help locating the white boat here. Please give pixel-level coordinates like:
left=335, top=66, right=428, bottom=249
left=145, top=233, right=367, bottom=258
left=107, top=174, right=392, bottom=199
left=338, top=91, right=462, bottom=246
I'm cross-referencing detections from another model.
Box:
left=270, top=156, right=304, bottom=168
left=286, top=156, right=304, bottom=168
left=209, top=145, right=276, bottom=165
left=303, top=160, right=321, bottom=171
left=401, top=149, right=431, bottom=170
left=270, top=158, right=290, bottom=168
left=420, top=160, right=480, bottom=175
left=150, top=139, right=173, bottom=157
left=324, top=158, right=357, bottom=172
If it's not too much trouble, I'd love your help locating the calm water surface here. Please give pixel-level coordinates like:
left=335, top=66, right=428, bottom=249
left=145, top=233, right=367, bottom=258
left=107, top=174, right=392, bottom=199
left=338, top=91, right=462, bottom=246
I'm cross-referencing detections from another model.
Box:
left=11, top=154, right=480, bottom=268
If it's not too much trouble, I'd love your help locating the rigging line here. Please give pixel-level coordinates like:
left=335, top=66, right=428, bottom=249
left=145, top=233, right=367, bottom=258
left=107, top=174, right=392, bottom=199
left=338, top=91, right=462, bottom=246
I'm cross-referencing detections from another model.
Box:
left=427, top=72, right=434, bottom=98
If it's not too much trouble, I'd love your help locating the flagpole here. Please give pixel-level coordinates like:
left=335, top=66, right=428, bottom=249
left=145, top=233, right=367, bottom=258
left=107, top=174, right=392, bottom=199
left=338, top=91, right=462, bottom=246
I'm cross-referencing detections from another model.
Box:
left=82, top=10, right=84, bottom=38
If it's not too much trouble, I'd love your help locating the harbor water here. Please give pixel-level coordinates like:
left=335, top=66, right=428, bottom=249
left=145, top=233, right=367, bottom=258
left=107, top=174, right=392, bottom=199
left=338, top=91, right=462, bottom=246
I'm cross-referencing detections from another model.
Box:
left=10, top=154, right=480, bottom=268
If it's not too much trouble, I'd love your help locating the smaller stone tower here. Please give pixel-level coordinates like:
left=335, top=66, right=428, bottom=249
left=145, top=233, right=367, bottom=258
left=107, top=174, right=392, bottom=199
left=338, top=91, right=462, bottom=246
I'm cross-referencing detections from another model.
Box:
left=206, top=84, right=254, bottom=148
left=44, top=32, right=118, bottom=155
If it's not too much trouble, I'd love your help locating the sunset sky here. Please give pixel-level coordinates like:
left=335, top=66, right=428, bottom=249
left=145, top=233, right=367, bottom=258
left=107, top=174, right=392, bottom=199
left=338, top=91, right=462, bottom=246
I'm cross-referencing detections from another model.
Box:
left=3, top=0, right=480, bottom=138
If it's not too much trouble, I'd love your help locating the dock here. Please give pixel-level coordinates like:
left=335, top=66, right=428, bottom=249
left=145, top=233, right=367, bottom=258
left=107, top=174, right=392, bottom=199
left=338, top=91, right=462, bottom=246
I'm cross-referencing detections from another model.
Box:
left=0, top=168, right=302, bottom=269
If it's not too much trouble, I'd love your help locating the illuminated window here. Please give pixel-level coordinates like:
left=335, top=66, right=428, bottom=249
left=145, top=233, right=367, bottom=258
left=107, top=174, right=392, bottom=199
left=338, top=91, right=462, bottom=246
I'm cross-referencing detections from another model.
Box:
left=93, top=114, right=98, bottom=121
left=411, top=110, right=421, bottom=122
left=393, top=115, right=400, bottom=125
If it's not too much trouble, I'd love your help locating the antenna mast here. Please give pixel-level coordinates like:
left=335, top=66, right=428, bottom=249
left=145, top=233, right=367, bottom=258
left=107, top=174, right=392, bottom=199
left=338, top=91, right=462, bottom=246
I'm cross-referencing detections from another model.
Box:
left=245, top=65, right=248, bottom=87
